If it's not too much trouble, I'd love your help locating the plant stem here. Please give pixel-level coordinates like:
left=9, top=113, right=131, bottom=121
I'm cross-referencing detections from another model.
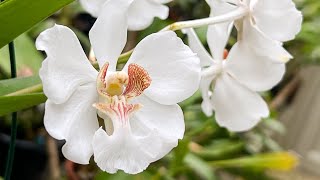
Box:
left=4, top=42, right=18, bottom=180
left=161, top=7, right=248, bottom=31
left=91, top=49, right=134, bottom=69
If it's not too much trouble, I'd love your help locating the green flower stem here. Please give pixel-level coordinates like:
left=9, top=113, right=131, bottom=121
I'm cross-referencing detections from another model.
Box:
left=91, top=49, right=134, bottom=69
left=4, top=41, right=18, bottom=180
left=118, top=49, right=134, bottom=64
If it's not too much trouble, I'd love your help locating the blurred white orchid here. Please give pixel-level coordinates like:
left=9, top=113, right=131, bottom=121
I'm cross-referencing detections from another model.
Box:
left=184, top=28, right=285, bottom=132
left=79, top=0, right=172, bottom=31
left=205, top=0, right=302, bottom=63
left=37, top=12, right=200, bottom=174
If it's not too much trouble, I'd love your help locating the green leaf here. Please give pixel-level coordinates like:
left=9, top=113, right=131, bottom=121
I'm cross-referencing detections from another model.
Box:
left=0, top=93, right=47, bottom=116
left=0, top=33, right=43, bottom=76
left=0, top=0, right=74, bottom=48
left=170, top=138, right=190, bottom=174
left=0, top=76, right=41, bottom=96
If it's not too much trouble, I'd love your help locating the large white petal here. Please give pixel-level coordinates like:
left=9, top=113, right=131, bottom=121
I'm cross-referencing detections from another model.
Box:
left=79, top=0, right=106, bottom=17
left=124, top=31, right=201, bottom=105
left=44, top=83, right=99, bottom=164
left=93, top=127, right=162, bottom=174
left=206, top=0, right=236, bottom=59
left=89, top=0, right=133, bottom=70
left=183, top=28, right=214, bottom=67
left=212, top=73, right=269, bottom=132
left=252, top=0, right=302, bottom=42
left=225, top=42, right=285, bottom=92
left=242, top=19, right=293, bottom=63
left=130, top=94, right=184, bottom=139
left=130, top=95, right=183, bottom=160
left=37, top=24, right=97, bottom=104
left=127, top=0, right=170, bottom=31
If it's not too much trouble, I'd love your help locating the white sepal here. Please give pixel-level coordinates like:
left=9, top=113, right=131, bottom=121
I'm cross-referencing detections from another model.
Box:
left=37, top=24, right=97, bottom=104
left=211, top=73, right=269, bottom=132
left=225, top=42, right=286, bottom=91
left=89, top=0, right=133, bottom=70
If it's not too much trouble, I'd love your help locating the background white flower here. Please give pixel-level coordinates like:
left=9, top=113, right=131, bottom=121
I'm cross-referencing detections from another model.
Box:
left=79, top=0, right=172, bottom=31
left=184, top=28, right=285, bottom=132
left=206, top=0, right=302, bottom=63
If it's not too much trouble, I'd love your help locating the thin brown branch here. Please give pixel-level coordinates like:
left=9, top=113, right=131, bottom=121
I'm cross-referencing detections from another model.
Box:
left=270, top=76, right=301, bottom=110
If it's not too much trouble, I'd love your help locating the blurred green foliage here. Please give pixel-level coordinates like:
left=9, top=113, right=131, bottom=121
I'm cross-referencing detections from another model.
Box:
left=0, top=34, right=43, bottom=76
left=290, top=0, right=320, bottom=64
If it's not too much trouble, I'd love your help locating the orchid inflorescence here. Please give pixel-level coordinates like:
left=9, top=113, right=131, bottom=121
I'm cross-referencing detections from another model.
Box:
left=36, top=0, right=302, bottom=174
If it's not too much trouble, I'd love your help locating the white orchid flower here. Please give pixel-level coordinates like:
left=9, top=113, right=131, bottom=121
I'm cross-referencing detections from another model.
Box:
left=184, top=28, right=285, bottom=132
left=205, top=0, right=302, bottom=63
left=79, top=0, right=172, bottom=31
left=37, top=2, right=200, bottom=173
left=37, top=24, right=200, bottom=174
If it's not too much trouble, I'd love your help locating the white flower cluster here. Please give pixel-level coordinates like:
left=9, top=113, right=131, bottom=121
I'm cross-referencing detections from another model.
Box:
left=36, top=0, right=302, bottom=175
left=184, top=0, right=302, bottom=131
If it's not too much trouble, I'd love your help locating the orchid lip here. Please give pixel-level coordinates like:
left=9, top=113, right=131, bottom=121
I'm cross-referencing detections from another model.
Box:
left=94, top=62, right=151, bottom=133
left=93, top=96, right=142, bottom=132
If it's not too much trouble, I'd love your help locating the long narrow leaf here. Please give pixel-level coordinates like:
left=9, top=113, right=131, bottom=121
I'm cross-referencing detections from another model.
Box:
left=0, top=93, right=47, bottom=116
left=0, top=76, right=41, bottom=96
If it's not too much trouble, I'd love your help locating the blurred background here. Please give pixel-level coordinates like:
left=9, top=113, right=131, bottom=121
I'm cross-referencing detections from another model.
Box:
left=1, top=0, right=320, bottom=179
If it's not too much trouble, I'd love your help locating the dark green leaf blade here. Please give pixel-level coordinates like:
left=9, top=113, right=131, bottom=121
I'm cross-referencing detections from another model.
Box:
left=0, top=0, right=74, bottom=48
